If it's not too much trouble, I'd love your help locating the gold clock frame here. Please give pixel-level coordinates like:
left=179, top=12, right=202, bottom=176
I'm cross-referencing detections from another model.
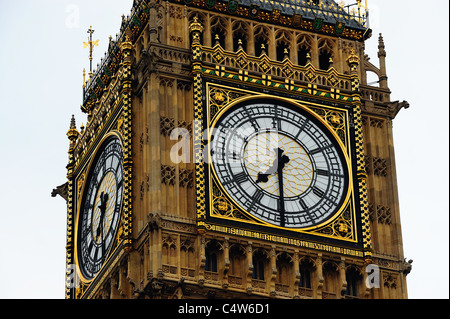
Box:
left=73, top=131, right=125, bottom=284
left=202, top=82, right=360, bottom=243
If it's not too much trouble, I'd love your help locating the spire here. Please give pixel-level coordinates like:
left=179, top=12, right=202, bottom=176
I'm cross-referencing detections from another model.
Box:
left=67, top=115, right=79, bottom=147
left=378, top=33, right=388, bottom=88
left=70, top=114, right=76, bottom=130
left=378, top=33, right=386, bottom=58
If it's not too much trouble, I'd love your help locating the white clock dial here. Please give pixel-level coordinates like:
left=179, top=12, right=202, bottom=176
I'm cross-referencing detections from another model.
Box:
left=77, top=135, right=124, bottom=280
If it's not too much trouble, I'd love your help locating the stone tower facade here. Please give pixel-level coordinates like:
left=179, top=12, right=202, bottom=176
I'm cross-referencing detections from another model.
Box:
left=60, top=0, right=411, bottom=299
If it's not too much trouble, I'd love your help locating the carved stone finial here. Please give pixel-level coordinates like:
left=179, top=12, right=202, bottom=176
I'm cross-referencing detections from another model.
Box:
left=67, top=114, right=79, bottom=144
left=346, top=49, right=360, bottom=72
left=189, top=16, right=204, bottom=34
left=378, top=33, right=386, bottom=58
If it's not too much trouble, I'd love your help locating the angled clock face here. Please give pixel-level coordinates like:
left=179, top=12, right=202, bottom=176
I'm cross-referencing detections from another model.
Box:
left=210, top=100, right=349, bottom=229
left=77, top=135, right=124, bottom=280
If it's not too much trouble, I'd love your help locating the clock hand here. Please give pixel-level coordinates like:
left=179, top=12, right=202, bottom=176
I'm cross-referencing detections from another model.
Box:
left=256, top=148, right=290, bottom=227
left=276, top=148, right=289, bottom=227
left=256, top=149, right=280, bottom=183
left=96, top=192, right=109, bottom=240
left=256, top=148, right=290, bottom=182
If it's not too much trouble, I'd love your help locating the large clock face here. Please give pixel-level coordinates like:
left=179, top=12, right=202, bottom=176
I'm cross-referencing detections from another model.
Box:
left=210, top=99, right=349, bottom=229
left=77, top=135, right=124, bottom=280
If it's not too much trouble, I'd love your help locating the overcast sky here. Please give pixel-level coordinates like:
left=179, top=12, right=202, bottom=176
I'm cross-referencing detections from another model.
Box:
left=0, top=0, right=448, bottom=299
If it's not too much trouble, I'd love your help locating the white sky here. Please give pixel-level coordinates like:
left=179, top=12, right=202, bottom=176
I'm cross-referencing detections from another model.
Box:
left=0, top=0, right=448, bottom=299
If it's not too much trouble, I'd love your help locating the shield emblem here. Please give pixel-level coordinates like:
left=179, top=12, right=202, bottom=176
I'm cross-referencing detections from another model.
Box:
left=313, top=17, right=324, bottom=31
left=228, top=0, right=238, bottom=14
left=249, top=4, right=260, bottom=18
left=292, top=14, right=302, bottom=27
left=206, top=0, right=216, bottom=9
left=335, top=21, right=345, bottom=34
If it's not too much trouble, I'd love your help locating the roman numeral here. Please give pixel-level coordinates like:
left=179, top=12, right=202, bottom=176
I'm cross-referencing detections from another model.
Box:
left=250, top=189, right=264, bottom=208
left=312, top=186, right=325, bottom=198
left=299, top=199, right=308, bottom=210
left=234, top=172, right=248, bottom=185
left=227, top=151, right=241, bottom=161
left=310, top=144, right=332, bottom=155
left=317, top=169, right=330, bottom=176
left=272, top=117, right=282, bottom=131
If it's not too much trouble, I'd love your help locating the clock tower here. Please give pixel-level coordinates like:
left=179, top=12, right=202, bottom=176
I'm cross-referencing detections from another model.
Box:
left=58, top=0, right=412, bottom=299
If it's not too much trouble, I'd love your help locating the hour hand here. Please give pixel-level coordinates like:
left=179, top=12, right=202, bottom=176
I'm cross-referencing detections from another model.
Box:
left=256, top=148, right=289, bottom=184
left=96, top=192, right=109, bottom=238
left=256, top=172, right=269, bottom=183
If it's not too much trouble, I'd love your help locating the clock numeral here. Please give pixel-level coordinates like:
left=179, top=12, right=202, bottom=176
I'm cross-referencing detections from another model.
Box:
left=227, top=151, right=242, bottom=162
left=234, top=172, right=249, bottom=185
left=310, top=144, right=332, bottom=156
left=250, top=189, right=264, bottom=208
left=299, top=199, right=308, bottom=210
left=317, top=169, right=330, bottom=176
left=312, top=186, right=325, bottom=198
left=272, top=117, right=282, bottom=131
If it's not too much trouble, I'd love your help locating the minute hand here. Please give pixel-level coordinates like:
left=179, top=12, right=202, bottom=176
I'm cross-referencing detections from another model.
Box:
left=276, top=148, right=290, bottom=227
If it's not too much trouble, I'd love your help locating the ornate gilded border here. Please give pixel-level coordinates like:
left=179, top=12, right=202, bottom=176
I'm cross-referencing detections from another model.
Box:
left=202, top=84, right=359, bottom=244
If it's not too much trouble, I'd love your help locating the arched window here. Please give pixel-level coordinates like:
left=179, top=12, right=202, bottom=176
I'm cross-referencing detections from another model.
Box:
left=319, top=50, right=332, bottom=70
left=211, top=16, right=227, bottom=48
left=276, top=253, right=292, bottom=287
left=345, top=267, right=362, bottom=298
left=229, top=245, right=245, bottom=277
left=322, top=261, right=339, bottom=298
left=252, top=249, right=268, bottom=281
left=232, top=21, right=249, bottom=52
left=205, top=240, right=221, bottom=273
left=318, top=39, right=335, bottom=70
left=276, top=31, right=292, bottom=61
left=297, top=35, right=312, bottom=66
left=252, top=257, right=265, bottom=280
left=299, top=259, right=314, bottom=289
left=205, top=251, right=217, bottom=272
left=254, top=26, right=270, bottom=56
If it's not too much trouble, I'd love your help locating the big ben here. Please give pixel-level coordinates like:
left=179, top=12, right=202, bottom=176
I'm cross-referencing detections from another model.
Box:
left=56, top=0, right=412, bottom=299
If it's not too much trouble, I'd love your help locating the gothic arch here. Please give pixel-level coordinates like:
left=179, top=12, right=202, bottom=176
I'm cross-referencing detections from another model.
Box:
left=210, top=15, right=228, bottom=49
left=253, top=24, right=271, bottom=56
left=232, top=20, right=250, bottom=52
left=229, top=244, right=246, bottom=278
left=318, top=38, right=336, bottom=70
left=296, top=33, right=313, bottom=66
left=275, top=30, right=293, bottom=61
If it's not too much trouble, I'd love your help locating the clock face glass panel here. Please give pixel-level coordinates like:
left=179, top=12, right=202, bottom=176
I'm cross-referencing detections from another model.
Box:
left=210, top=101, right=349, bottom=229
left=77, top=136, right=124, bottom=280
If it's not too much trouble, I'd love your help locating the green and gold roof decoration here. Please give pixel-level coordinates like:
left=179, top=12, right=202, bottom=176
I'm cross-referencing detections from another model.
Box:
left=81, top=0, right=370, bottom=109
left=179, top=0, right=371, bottom=39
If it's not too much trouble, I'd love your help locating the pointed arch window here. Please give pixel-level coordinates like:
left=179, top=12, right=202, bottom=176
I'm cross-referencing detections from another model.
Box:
left=211, top=16, right=227, bottom=49
left=276, top=31, right=292, bottom=61
left=297, top=35, right=312, bottom=66
left=205, top=251, right=217, bottom=272
left=345, top=267, right=362, bottom=298
left=254, top=26, right=270, bottom=57
left=318, top=38, right=335, bottom=70
left=232, top=21, right=249, bottom=52
left=205, top=240, right=221, bottom=273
